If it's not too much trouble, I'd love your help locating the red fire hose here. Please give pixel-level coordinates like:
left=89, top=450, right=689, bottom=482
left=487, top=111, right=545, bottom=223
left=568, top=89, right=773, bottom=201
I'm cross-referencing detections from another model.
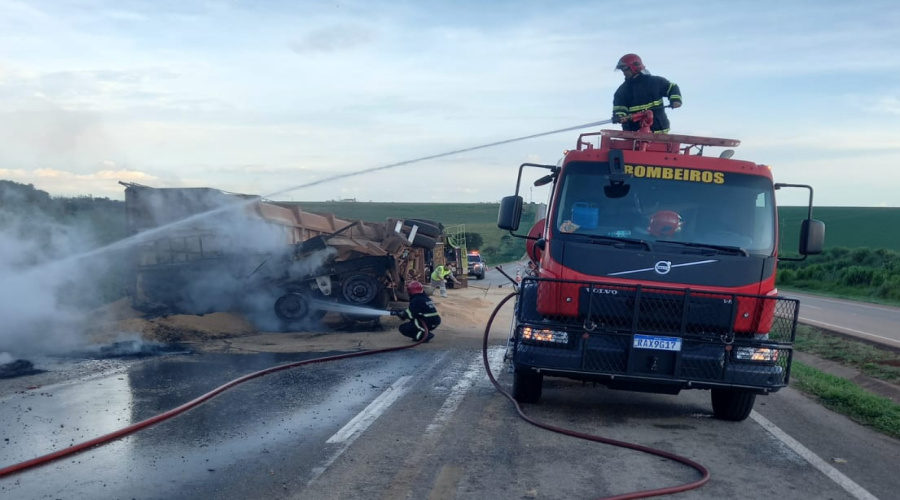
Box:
left=482, top=292, right=710, bottom=500
left=4, top=292, right=710, bottom=500
left=0, top=330, right=430, bottom=478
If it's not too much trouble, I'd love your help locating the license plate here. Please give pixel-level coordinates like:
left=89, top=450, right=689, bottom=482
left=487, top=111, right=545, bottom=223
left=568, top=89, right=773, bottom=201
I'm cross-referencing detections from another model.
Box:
left=633, top=334, right=682, bottom=351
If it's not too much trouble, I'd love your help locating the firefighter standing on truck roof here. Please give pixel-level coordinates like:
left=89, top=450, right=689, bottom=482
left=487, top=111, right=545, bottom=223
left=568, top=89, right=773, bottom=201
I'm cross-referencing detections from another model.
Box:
left=390, top=281, right=440, bottom=342
left=612, top=53, right=682, bottom=133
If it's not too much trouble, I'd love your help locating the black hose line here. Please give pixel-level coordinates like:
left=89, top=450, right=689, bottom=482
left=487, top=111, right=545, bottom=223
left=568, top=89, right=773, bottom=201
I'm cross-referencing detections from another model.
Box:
left=481, top=292, right=710, bottom=500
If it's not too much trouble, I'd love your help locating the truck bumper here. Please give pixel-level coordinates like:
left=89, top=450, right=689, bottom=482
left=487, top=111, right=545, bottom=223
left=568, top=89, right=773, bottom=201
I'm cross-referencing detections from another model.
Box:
left=513, top=334, right=789, bottom=393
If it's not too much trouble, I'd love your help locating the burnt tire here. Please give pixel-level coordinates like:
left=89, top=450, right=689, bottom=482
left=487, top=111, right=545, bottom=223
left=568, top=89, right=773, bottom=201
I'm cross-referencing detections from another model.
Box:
left=411, top=233, right=437, bottom=249
left=274, top=292, right=311, bottom=322
left=711, top=389, right=756, bottom=421
left=341, top=274, right=380, bottom=305
left=404, top=219, right=442, bottom=237
left=512, top=368, right=543, bottom=404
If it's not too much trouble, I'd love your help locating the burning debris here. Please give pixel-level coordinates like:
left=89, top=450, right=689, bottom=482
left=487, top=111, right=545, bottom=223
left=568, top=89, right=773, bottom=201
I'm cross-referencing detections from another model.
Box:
left=92, top=339, right=190, bottom=359
left=0, top=359, right=43, bottom=379
left=120, top=183, right=440, bottom=329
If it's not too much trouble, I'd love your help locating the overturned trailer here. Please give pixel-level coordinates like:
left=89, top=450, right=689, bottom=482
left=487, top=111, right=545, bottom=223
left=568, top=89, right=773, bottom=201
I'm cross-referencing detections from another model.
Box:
left=120, top=182, right=439, bottom=325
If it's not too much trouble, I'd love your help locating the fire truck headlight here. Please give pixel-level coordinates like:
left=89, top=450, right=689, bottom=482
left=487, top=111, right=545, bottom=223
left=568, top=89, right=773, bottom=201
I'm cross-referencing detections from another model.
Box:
left=734, top=347, right=779, bottom=362
left=521, top=327, right=568, bottom=344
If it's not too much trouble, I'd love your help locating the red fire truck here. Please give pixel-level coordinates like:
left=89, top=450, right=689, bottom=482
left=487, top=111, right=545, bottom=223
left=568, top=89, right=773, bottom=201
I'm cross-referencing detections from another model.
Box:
left=497, top=119, right=825, bottom=420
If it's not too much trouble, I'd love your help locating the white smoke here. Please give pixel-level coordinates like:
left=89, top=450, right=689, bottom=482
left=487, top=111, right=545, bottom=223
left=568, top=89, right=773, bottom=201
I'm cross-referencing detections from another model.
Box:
left=0, top=181, right=372, bottom=360
left=0, top=191, right=108, bottom=358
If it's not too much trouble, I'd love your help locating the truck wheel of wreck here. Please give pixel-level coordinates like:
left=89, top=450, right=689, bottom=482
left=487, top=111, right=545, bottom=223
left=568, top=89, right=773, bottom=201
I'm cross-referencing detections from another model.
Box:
left=341, top=274, right=379, bottom=305
left=710, top=389, right=756, bottom=421
left=274, top=292, right=311, bottom=322
left=411, top=233, right=437, bottom=249
left=404, top=219, right=442, bottom=238
left=512, top=369, right=543, bottom=404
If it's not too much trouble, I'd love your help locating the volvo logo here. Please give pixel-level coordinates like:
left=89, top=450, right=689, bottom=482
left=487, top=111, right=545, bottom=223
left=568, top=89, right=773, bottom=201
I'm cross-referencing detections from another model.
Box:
left=608, top=259, right=718, bottom=277
left=654, top=261, right=672, bottom=275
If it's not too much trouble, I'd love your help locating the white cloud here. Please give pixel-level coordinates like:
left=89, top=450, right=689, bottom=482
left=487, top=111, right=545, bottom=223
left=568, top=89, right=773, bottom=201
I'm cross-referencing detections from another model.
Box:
left=0, top=1, right=898, bottom=206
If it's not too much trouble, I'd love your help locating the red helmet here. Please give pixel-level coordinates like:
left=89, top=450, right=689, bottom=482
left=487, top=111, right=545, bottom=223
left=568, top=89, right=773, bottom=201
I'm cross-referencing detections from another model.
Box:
left=616, top=53, right=645, bottom=73
left=406, top=280, right=424, bottom=295
left=648, top=210, right=683, bottom=237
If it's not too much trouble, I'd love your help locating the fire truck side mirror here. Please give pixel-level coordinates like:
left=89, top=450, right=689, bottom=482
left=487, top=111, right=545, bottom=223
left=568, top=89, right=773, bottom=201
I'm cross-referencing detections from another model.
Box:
left=498, top=195, right=524, bottom=231
left=534, top=174, right=554, bottom=187
left=799, top=219, right=825, bottom=255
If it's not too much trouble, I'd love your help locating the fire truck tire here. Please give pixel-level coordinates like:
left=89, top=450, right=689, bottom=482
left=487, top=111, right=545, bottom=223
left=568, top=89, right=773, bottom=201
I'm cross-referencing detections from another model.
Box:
left=512, top=369, right=543, bottom=404
left=710, top=389, right=756, bottom=421
left=404, top=219, right=442, bottom=237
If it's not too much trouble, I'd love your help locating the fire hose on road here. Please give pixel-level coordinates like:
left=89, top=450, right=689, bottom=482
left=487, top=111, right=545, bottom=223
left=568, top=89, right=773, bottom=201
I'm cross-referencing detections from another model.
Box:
left=483, top=268, right=710, bottom=499
left=2, top=298, right=710, bottom=500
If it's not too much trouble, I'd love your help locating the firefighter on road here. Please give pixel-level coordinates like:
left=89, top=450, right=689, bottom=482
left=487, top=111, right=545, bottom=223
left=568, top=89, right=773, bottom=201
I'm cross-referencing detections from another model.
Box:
left=430, top=262, right=461, bottom=298
left=391, top=281, right=440, bottom=342
left=612, top=53, right=682, bottom=133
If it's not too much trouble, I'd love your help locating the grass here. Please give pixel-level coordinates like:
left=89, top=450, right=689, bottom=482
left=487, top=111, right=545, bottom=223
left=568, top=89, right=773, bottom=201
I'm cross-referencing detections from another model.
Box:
left=790, top=324, right=900, bottom=439
left=793, top=324, right=900, bottom=383
left=790, top=362, right=900, bottom=439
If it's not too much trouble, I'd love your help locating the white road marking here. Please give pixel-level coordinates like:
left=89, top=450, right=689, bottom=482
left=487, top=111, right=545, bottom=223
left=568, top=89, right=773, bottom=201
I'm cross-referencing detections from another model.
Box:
left=750, top=411, right=879, bottom=500
left=424, top=348, right=504, bottom=437
left=308, top=375, right=413, bottom=484
left=326, top=375, right=412, bottom=444
left=798, top=317, right=900, bottom=347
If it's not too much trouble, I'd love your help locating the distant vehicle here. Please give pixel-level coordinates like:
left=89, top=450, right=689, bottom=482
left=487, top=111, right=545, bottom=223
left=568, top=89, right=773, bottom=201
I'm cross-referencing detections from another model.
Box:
left=467, top=252, right=487, bottom=280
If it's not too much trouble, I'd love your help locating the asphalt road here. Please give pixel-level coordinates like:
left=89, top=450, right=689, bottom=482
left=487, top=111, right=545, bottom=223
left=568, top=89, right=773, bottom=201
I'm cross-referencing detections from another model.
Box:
left=2, top=269, right=899, bottom=499
left=2, top=344, right=898, bottom=499
left=781, top=290, right=900, bottom=349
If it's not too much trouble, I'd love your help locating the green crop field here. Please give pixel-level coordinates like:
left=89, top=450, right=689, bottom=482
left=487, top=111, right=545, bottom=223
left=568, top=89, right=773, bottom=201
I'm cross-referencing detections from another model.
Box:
left=778, top=207, right=900, bottom=254
left=295, top=202, right=900, bottom=254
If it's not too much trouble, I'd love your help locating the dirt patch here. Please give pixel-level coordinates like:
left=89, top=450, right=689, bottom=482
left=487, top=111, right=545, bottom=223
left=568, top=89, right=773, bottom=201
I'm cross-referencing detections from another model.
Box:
left=86, top=311, right=257, bottom=344
left=85, top=286, right=516, bottom=354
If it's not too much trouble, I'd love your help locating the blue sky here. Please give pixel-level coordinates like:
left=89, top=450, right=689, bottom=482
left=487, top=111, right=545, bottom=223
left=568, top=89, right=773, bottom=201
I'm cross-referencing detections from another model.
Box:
left=0, top=0, right=898, bottom=206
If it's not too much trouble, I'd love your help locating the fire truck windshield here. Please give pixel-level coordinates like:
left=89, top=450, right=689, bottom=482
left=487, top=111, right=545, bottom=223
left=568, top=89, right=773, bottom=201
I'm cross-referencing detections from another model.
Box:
left=553, top=162, right=776, bottom=256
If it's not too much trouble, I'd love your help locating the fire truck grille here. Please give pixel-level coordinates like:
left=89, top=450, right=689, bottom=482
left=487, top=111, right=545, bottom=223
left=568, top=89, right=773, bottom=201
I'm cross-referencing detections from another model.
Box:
left=514, top=278, right=797, bottom=388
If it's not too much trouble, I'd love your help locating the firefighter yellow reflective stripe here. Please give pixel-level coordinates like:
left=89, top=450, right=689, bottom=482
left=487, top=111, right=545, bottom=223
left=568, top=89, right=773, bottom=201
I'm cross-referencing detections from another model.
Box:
left=626, top=99, right=664, bottom=112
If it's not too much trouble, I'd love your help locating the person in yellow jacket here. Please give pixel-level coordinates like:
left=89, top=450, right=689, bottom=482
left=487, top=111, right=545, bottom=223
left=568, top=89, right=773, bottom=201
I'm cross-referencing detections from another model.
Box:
left=430, top=262, right=461, bottom=298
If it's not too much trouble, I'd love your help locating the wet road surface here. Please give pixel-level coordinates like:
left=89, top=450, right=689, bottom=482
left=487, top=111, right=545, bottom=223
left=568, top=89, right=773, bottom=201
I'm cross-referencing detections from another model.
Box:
left=2, top=339, right=899, bottom=499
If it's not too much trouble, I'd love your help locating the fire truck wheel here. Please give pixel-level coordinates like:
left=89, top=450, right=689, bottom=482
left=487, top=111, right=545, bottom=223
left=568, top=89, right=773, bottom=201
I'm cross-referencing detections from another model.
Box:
left=512, top=368, right=543, bottom=404
left=404, top=219, right=442, bottom=237
left=274, top=292, right=311, bottom=322
left=710, top=389, right=756, bottom=421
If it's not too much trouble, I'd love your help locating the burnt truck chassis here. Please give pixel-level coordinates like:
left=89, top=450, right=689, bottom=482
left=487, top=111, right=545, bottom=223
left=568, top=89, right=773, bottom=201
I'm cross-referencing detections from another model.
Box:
left=269, top=253, right=399, bottom=323
left=509, top=277, right=799, bottom=420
